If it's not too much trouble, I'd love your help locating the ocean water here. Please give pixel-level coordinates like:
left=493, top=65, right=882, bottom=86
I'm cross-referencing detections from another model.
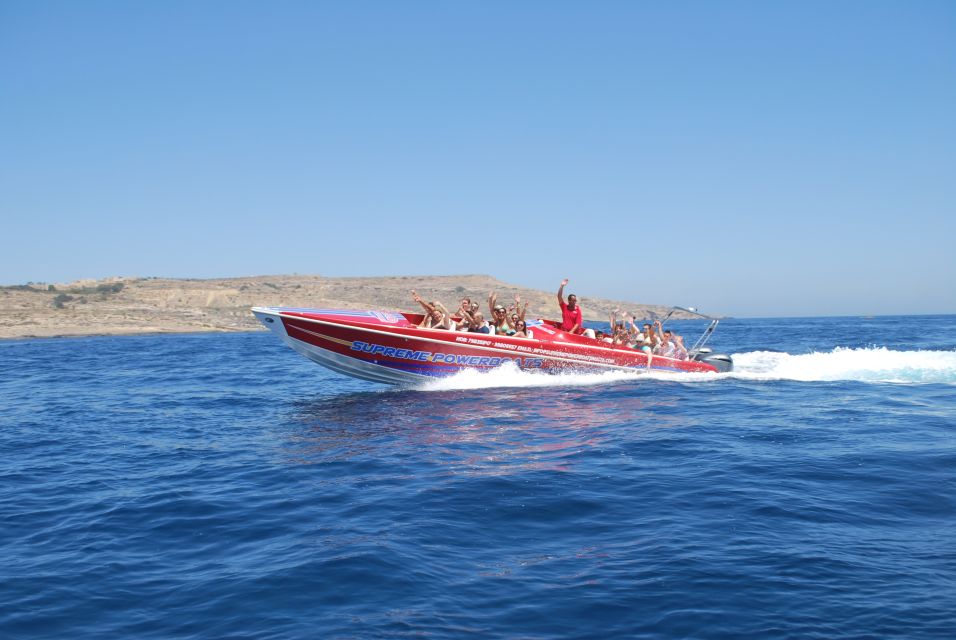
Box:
left=1, top=315, right=955, bottom=639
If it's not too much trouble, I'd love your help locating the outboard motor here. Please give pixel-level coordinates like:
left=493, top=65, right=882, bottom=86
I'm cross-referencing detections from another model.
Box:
left=692, top=348, right=734, bottom=373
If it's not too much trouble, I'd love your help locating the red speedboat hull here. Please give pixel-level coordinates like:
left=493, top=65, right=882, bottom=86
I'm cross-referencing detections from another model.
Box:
left=252, top=307, right=721, bottom=385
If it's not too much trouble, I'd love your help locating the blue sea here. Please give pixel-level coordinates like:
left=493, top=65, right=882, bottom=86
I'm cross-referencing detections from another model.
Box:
left=2, top=315, right=955, bottom=639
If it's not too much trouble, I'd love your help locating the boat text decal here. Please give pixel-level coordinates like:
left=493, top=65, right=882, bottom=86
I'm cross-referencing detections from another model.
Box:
left=350, top=340, right=543, bottom=368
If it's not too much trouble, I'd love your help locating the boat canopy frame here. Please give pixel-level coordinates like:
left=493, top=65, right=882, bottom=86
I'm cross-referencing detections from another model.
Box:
left=657, top=306, right=721, bottom=357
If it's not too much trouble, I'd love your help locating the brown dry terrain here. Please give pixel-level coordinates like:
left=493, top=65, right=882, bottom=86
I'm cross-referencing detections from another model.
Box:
left=0, top=274, right=687, bottom=339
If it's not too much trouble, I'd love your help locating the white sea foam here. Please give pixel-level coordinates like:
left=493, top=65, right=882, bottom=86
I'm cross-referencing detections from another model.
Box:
left=420, top=360, right=645, bottom=391
left=731, top=347, right=956, bottom=384
left=417, top=347, right=956, bottom=390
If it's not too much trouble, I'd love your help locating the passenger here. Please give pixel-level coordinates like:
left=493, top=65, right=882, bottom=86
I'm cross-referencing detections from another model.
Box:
left=456, top=304, right=490, bottom=334
left=626, top=315, right=644, bottom=345
left=638, top=321, right=658, bottom=369
left=608, top=308, right=621, bottom=342
left=637, top=323, right=654, bottom=354
left=492, top=305, right=514, bottom=335
left=556, top=278, right=584, bottom=334
left=411, top=290, right=454, bottom=330
left=512, top=319, right=532, bottom=338
left=625, top=330, right=640, bottom=349
left=620, top=326, right=631, bottom=345
left=468, top=311, right=491, bottom=334
left=507, top=293, right=529, bottom=332
left=457, top=303, right=472, bottom=327
left=499, top=311, right=516, bottom=334
left=654, top=323, right=677, bottom=357
left=430, top=302, right=455, bottom=330
left=411, top=290, right=437, bottom=325
left=611, top=308, right=639, bottom=347
left=456, top=297, right=474, bottom=331
left=673, top=333, right=689, bottom=360
left=510, top=312, right=521, bottom=330
left=613, top=323, right=628, bottom=345
left=656, top=330, right=672, bottom=357
left=487, top=291, right=515, bottom=335
left=648, top=321, right=664, bottom=351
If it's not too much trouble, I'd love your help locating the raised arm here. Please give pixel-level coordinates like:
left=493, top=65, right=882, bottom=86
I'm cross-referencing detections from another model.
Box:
left=458, top=304, right=475, bottom=326
left=487, top=290, right=497, bottom=315
left=514, top=294, right=528, bottom=322
left=504, top=302, right=518, bottom=331
left=411, top=289, right=433, bottom=314
left=557, top=279, right=568, bottom=306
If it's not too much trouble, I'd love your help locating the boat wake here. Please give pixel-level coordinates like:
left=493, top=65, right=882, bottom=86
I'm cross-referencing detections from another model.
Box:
left=417, top=347, right=956, bottom=390
left=420, top=361, right=647, bottom=391
left=731, top=347, right=956, bottom=384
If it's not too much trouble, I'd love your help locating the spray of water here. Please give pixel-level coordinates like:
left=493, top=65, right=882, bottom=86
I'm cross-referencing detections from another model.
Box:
left=417, top=347, right=956, bottom=390
left=731, top=347, right=956, bottom=383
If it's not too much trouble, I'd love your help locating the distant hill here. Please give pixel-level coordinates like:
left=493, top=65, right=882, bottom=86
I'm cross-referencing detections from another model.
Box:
left=0, top=274, right=689, bottom=339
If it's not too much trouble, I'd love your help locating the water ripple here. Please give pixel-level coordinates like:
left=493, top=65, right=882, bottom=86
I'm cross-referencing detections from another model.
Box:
left=2, top=319, right=956, bottom=638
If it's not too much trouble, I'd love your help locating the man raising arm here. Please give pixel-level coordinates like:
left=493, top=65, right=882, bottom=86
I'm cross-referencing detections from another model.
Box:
left=556, top=278, right=583, bottom=334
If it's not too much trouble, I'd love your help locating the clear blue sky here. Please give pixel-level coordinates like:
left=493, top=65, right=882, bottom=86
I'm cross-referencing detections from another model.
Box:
left=2, top=1, right=953, bottom=317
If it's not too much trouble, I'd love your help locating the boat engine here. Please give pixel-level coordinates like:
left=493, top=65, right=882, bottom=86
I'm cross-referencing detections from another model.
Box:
left=692, top=348, right=734, bottom=373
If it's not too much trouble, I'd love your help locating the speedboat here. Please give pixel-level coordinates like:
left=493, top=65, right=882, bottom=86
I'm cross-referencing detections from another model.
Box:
left=251, top=305, right=733, bottom=385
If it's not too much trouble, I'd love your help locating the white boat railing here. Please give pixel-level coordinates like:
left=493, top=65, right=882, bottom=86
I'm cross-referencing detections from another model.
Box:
left=657, top=306, right=721, bottom=357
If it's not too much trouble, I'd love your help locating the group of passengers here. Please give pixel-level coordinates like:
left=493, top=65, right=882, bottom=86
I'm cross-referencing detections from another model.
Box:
left=557, top=279, right=689, bottom=360
left=411, top=290, right=532, bottom=337
left=599, top=310, right=689, bottom=360
left=411, top=278, right=689, bottom=360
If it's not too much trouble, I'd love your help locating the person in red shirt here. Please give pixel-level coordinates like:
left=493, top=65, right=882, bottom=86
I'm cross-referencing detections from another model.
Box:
left=556, top=278, right=584, bottom=334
